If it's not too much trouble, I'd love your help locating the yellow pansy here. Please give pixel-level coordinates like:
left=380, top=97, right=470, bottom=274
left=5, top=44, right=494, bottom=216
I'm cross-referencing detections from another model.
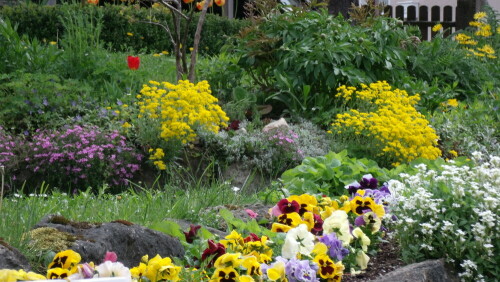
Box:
left=214, top=253, right=242, bottom=269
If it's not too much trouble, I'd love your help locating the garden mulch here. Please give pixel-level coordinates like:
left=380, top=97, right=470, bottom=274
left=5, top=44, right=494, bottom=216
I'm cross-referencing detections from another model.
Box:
left=342, top=235, right=405, bottom=281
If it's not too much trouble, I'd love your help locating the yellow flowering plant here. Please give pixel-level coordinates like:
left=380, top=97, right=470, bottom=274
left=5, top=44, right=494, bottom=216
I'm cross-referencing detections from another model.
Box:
left=330, top=81, right=442, bottom=167
left=455, top=9, right=499, bottom=60
left=129, top=80, right=229, bottom=169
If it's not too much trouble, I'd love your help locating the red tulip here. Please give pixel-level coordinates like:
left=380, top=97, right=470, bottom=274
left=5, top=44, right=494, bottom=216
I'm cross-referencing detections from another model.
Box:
left=127, top=56, right=140, bottom=70
left=215, top=0, right=225, bottom=6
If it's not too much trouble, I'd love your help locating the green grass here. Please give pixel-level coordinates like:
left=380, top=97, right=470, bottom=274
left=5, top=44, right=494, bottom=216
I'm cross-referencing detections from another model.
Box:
left=0, top=181, right=259, bottom=259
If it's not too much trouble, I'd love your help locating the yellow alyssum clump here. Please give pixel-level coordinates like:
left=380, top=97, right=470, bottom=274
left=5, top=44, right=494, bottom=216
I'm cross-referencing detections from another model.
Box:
left=137, top=80, right=229, bottom=145
left=331, top=81, right=442, bottom=166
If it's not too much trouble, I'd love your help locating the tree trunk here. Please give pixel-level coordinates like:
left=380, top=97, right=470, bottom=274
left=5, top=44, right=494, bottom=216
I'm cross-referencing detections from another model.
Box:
left=328, top=0, right=358, bottom=18
left=188, top=0, right=210, bottom=82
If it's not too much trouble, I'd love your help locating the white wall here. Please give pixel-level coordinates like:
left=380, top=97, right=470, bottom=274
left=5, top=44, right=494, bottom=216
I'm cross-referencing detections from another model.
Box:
left=486, top=0, right=500, bottom=13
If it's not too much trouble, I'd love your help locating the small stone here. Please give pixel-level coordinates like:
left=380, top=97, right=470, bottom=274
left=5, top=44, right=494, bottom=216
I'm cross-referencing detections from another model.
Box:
left=262, top=118, right=289, bottom=132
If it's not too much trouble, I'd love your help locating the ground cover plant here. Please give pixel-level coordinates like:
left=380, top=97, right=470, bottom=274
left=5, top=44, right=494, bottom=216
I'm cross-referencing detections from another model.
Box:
left=0, top=1, right=499, bottom=281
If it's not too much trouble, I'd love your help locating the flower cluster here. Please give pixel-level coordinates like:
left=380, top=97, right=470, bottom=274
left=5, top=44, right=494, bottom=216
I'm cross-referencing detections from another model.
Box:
left=49, top=250, right=131, bottom=280
left=0, top=126, right=22, bottom=170
left=388, top=153, right=499, bottom=281
left=5, top=125, right=142, bottom=190
left=0, top=250, right=131, bottom=280
left=148, top=148, right=167, bottom=170
left=130, top=254, right=182, bottom=281
left=136, top=80, right=228, bottom=145
left=331, top=81, right=442, bottom=166
left=455, top=11, right=498, bottom=59
left=264, top=174, right=390, bottom=278
left=266, top=128, right=304, bottom=161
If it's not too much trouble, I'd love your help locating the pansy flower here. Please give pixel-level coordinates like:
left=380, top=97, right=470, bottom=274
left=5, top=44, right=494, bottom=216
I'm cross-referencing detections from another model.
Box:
left=271, top=223, right=292, bottom=233
left=278, top=212, right=302, bottom=227
left=288, top=194, right=318, bottom=215
left=201, top=239, right=226, bottom=267
left=359, top=174, right=378, bottom=189
left=313, top=254, right=344, bottom=280
left=47, top=268, right=70, bottom=279
left=282, top=224, right=315, bottom=259
left=211, top=266, right=239, bottom=282
left=242, top=256, right=262, bottom=276
left=350, top=195, right=385, bottom=218
left=277, top=198, right=300, bottom=214
left=266, top=260, right=287, bottom=281
left=48, top=250, right=81, bottom=271
left=184, top=224, right=201, bottom=243
left=352, top=227, right=371, bottom=252
left=214, top=253, right=242, bottom=269
left=354, top=212, right=382, bottom=233
left=318, top=232, right=350, bottom=261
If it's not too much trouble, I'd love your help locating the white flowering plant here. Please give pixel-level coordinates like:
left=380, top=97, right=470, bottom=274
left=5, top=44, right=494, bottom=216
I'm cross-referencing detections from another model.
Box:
left=387, top=152, right=499, bottom=281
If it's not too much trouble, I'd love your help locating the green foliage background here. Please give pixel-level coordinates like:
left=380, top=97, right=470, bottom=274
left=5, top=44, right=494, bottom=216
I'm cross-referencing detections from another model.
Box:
left=0, top=3, right=249, bottom=55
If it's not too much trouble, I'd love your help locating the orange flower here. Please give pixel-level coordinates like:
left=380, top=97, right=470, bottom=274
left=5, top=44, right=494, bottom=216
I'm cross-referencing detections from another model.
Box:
left=196, top=1, right=205, bottom=10
left=87, top=0, right=98, bottom=4
left=215, top=0, right=225, bottom=6
left=196, top=0, right=212, bottom=10
left=183, top=0, right=194, bottom=3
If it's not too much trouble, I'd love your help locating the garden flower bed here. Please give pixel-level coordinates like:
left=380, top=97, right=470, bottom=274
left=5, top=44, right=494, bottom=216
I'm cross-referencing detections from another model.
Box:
left=0, top=2, right=499, bottom=281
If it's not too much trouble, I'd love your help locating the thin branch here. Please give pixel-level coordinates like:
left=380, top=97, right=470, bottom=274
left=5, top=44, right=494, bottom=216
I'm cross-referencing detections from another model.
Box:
left=159, top=0, right=189, bottom=20
left=136, top=19, right=176, bottom=47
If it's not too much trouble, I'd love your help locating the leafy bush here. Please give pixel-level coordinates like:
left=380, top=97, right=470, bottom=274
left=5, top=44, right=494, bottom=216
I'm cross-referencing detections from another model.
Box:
left=0, top=72, right=93, bottom=133
left=0, top=3, right=249, bottom=55
left=431, top=96, right=500, bottom=157
left=196, top=53, right=248, bottom=104
left=330, top=81, right=442, bottom=167
left=1, top=125, right=143, bottom=193
left=388, top=153, right=499, bottom=281
left=230, top=8, right=417, bottom=123
left=279, top=150, right=389, bottom=196
left=0, top=17, right=61, bottom=74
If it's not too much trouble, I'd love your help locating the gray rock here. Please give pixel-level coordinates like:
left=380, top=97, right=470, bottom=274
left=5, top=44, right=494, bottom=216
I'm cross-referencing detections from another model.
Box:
left=262, top=117, right=289, bottom=132
left=33, top=214, right=184, bottom=268
left=372, top=259, right=460, bottom=282
left=0, top=239, right=30, bottom=270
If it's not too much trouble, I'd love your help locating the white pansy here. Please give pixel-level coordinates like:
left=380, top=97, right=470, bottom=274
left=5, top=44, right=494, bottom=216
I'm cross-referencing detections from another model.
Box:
left=281, top=224, right=315, bottom=259
left=322, top=210, right=353, bottom=246
left=95, top=261, right=131, bottom=278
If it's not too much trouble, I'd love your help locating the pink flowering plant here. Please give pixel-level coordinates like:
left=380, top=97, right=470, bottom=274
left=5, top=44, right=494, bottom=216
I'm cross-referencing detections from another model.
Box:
left=5, top=125, right=142, bottom=192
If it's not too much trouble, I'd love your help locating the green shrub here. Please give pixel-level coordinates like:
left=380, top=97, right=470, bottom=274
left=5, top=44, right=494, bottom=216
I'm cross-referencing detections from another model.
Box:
left=430, top=95, right=500, bottom=157
left=0, top=17, right=61, bottom=74
left=230, top=8, right=418, bottom=124
left=278, top=150, right=389, bottom=196
left=0, top=72, right=94, bottom=133
left=0, top=3, right=249, bottom=55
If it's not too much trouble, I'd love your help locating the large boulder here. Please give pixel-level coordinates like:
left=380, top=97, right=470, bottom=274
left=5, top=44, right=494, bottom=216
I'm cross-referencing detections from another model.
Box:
left=372, top=259, right=460, bottom=282
left=32, top=215, right=184, bottom=267
left=0, top=238, right=30, bottom=270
